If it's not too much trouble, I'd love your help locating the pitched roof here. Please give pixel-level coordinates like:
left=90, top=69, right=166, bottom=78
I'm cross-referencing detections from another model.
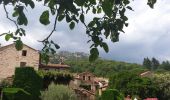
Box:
left=0, top=43, right=38, bottom=51
left=78, top=72, right=95, bottom=76
left=140, top=71, right=152, bottom=77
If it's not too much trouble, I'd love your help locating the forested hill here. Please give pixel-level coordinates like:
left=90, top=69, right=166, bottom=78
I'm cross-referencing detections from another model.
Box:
left=49, top=51, right=146, bottom=77
left=65, top=59, right=146, bottom=77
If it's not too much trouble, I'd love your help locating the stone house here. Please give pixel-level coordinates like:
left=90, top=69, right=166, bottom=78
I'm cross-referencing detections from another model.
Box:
left=70, top=72, right=108, bottom=100
left=0, top=43, right=39, bottom=80
left=75, top=72, right=97, bottom=91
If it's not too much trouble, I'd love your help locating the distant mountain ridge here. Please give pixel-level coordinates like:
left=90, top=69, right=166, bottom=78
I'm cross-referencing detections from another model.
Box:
left=49, top=51, right=89, bottom=64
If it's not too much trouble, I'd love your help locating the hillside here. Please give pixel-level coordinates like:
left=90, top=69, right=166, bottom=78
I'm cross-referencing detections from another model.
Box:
left=66, top=59, right=146, bottom=77
left=49, top=51, right=146, bottom=77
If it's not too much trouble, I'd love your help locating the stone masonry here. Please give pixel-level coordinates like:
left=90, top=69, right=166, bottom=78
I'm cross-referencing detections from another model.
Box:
left=0, top=43, right=39, bottom=80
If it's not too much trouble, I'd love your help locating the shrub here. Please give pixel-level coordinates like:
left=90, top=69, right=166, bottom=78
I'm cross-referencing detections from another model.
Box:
left=38, top=70, right=73, bottom=89
left=0, top=78, right=13, bottom=96
left=13, top=67, right=42, bottom=100
left=41, top=83, right=76, bottom=100
left=109, top=71, right=159, bottom=99
left=0, top=79, right=13, bottom=88
left=101, top=89, right=124, bottom=100
left=2, top=88, right=31, bottom=100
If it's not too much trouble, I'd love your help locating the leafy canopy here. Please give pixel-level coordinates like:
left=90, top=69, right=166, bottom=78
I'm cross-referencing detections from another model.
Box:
left=0, top=0, right=157, bottom=62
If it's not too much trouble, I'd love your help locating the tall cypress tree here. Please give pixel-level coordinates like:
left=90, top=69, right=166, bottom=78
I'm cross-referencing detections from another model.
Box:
left=151, top=57, right=160, bottom=70
left=161, top=61, right=170, bottom=70
left=143, top=57, right=152, bottom=70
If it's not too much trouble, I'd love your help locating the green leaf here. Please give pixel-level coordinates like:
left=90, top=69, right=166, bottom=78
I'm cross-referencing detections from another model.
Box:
left=88, top=21, right=95, bottom=27
left=110, top=32, right=119, bottom=42
left=39, top=10, right=50, bottom=25
left=92, top=36, right=100, bottom=44
left=102, top=0, right=113, bottom=17
left=97, top=8, right=102, bottom=13
left=50, top=48, right=56, bottom=54
left=41, top=53, right=49, bottom=64
left=5, top=34, right=11, bottom=41
left=15, top=29, right=20, bottom=35
left=15, top=40, right=23, bottom=51
left=123, top=0, right=130, bottom=5
left=18, top=13, right=28, bottom=25
left=58, top=15, right=65, bottom=22
left=102, top=42, right=109, bottom=53
left=92, top=7, right=96, bottom=14
left=29, top=1, right=35, bottom=9
left=16, top=6, right=28, bottom=26
left=66, top=15, right=72, bottom=22
left=54, top=43, right=60, bottom=49
left=125, top=23, right=128, bottom=27
left=12, top=10, right=19, bottom=17
left=69, top=22, right=75, bottom=30
left=126, top=6, right=134, bottom=11
left=119, top=8, right=126, bottom=19
left=122, top=16, right=128, bottom=21
left=80, top=14, right=84, bottom=23
left=147, top=0, right=157, bottom=9
left=20, top=28, right=26, bottom=36
left=89, top=48, right=99, bottom=62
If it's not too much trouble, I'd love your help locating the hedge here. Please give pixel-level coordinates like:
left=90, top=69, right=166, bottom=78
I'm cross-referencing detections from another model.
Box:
left=38, top=70, right=73, bottom=89
left=13, top=67, right=42, bottom=100
left=2, top=88, right=31, bottom=100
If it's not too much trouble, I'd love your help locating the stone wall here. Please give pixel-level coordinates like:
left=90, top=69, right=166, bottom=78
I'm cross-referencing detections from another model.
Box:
left=78, top=72, right=95, bottom=81
left=0, top=44, right=39, bottom=80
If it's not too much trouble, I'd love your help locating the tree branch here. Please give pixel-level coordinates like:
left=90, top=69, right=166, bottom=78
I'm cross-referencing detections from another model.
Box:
left=3, top=4, right=19, bottom=29
left=39, top=13, right=58, bottom=42
left=0, top=33, right=7, bottom=37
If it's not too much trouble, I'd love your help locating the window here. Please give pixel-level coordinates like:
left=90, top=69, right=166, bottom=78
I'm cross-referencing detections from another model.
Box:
left=88, top=76, right=91, bottom=81
left=20, top=62, right=26, bottom=67
left=22, top=50, right=27, bottom=56
left=83, top=76, right=85, bottom=80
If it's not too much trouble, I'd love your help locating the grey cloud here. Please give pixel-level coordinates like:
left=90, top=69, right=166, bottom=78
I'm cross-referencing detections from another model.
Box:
left=1, top=1, right=170, bottom=64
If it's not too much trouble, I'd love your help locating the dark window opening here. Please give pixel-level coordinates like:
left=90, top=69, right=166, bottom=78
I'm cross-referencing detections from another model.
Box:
left=20, top=62, right=26, bottom=67
left=22, top=50, right=27, bottom=56
left=44, top=69, right=49, bottom=71
left=83, top=76, right=85, bottom=80
left=88, top=76, right=91, bottom=81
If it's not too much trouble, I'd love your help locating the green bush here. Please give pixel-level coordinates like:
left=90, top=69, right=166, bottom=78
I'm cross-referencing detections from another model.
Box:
left=2, top=88, right=31, bottom=100
left=0, top=79, right=13, bottom=88
left=101, top=89, right=124, bottom=100
left=38, top=70, right=73, bottom=89
left=13, top=67, right=42, bottom=100
left=0, top=78, right=13, bottom=96
left=109, top=71, right=159, bottom=99
left=41, top=83, right=77, bottom=100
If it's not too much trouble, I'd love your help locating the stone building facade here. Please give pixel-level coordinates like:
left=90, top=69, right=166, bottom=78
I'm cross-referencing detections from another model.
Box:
left=0, top=43, right=39, bottom=80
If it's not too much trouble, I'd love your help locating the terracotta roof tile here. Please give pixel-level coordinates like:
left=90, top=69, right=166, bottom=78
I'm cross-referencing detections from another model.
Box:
left=40, top=64, right=70, bottom=68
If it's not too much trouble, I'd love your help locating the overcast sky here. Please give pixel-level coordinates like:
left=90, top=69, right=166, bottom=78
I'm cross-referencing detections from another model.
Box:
left=0, top=0, right=170, bottom=63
